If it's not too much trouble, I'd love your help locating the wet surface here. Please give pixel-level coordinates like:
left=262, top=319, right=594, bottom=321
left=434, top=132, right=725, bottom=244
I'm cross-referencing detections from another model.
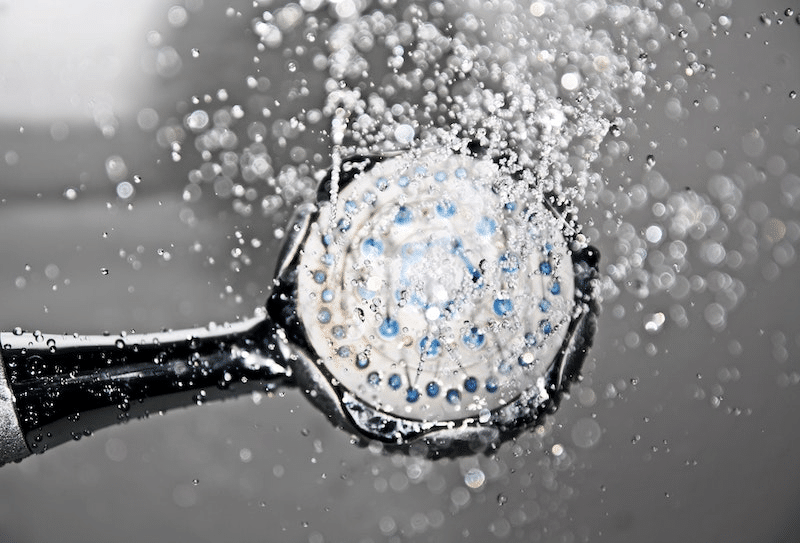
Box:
left=0, top=1, right=799, bottom=541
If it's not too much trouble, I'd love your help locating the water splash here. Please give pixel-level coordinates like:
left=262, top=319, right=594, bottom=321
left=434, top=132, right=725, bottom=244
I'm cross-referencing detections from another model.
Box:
left=155, top=0, right=800, bottom=533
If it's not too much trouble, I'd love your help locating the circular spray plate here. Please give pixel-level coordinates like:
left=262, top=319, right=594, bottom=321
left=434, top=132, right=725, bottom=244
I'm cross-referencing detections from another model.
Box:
left=282, top=148, right=589, bottom=437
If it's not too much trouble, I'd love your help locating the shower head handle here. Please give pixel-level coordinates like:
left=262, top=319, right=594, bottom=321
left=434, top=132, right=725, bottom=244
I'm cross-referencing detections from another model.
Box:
left=0, top=318, right=289, bottom=464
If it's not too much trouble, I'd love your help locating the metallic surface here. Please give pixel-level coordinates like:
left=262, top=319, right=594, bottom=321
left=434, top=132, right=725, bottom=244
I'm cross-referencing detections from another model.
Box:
left=0, top=355, right=29, bottom=465
left=0, top=319, right=287, bottom=454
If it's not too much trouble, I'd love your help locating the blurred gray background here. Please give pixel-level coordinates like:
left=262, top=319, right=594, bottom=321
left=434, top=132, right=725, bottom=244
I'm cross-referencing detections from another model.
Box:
left=0, top=1, right=799, bottom=542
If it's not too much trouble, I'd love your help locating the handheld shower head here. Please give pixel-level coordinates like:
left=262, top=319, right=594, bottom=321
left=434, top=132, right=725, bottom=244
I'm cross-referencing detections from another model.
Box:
left=0, top=146, right=598, bottom=463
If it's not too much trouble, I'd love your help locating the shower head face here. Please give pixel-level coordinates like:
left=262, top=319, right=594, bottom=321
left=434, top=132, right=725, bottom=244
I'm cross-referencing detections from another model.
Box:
left=270, top=147, right=594, bottom=451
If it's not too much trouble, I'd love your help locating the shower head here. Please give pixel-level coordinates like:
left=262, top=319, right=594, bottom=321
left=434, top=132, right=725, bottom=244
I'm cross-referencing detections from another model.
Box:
left=268, top=146, right=598, bottom=454
left=0, top=146, right=598, bottom=463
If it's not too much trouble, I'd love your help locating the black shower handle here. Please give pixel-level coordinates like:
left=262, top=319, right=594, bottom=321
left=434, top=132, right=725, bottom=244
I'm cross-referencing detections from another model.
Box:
left=0, top=316, right=289, bottom=464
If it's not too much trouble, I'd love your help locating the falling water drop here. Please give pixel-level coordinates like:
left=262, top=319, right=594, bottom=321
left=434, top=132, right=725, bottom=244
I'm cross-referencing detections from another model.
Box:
left=464, top=468, right=485, bottom=489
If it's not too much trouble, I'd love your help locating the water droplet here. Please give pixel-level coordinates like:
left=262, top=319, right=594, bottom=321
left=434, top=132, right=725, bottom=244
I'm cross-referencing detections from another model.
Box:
left=394, top=124, right=415, bottom=144
left=105, top=155, right=128, bottom=182
left=239, top=447, right=253, bottom=462
left=464, top=468, right=485, bottom=489
left=571, top=417, right=602, bottom=449
left=185, top=110, right=209, bottom=132
left=644, top=312, right=666, bottom=334
left=560, top=71, right=582, bottom=91
left=116, top=181, right=135, bottom=199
